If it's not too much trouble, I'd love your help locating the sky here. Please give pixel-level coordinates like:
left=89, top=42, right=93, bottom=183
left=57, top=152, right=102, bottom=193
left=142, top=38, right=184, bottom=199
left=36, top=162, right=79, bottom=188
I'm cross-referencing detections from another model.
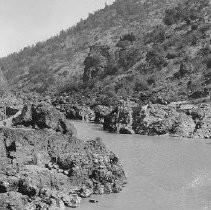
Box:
left=0, top=0, right=115, bottom=57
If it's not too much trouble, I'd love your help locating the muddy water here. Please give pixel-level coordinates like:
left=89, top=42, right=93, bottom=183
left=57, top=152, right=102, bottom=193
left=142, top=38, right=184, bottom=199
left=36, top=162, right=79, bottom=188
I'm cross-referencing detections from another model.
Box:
left=68, top=121, right=211, bottom=210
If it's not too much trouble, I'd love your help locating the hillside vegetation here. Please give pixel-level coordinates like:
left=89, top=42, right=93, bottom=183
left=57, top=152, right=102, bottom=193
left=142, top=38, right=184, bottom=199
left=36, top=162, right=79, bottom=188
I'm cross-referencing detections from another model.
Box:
left=0, top=0, right=181, bottom=94
left=0, top=0, right=211, bottom=106
left=0, top=68, right=9, bottom=97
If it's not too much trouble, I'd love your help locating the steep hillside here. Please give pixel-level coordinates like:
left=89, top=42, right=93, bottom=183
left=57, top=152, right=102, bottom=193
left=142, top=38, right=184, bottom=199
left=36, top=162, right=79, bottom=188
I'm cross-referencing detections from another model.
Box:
left=0, top=0, right=182, bottom=94
left=54, top=0, right=211, bottom=106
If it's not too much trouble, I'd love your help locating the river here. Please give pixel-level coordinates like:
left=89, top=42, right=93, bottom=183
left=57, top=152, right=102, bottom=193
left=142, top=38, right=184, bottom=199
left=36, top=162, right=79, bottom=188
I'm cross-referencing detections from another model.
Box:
left=68, top=121, right=211, bottom=210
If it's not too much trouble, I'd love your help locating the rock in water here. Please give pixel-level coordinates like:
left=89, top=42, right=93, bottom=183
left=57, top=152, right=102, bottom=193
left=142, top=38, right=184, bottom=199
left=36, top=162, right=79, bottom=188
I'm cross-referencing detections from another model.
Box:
left=133, top=103, right=195, bottom=137
left=79, top=187, right=93, bottom=198
left=62, top=194, right=81, bottom=208
left=89, top=199, right=98, bottom=203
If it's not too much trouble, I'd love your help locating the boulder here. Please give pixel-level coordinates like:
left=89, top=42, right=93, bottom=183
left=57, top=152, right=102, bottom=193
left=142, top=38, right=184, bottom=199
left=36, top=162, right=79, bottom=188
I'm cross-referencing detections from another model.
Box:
left=79, top=187, right=93, bottom=198
left=62, top=194, right=81, bottom=208
left=171, top=113, right=195, bottom=137
left=133, top=104, right=175, bottom=135
left=12, top=102, right=76, bottom=135
left=32, top=102, right=75, bottom=134
left=133, top=103, right=195, bottom=137
left=6, top=107, right=19, bottom=117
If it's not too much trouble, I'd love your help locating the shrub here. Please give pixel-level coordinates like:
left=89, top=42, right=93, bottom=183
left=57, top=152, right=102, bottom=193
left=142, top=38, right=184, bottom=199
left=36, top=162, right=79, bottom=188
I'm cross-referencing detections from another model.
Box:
left=146, top=49, right=167, bottom=69
left=144, top=25, right=166, bottom=44
left=120, top=33, right=136, bottom=42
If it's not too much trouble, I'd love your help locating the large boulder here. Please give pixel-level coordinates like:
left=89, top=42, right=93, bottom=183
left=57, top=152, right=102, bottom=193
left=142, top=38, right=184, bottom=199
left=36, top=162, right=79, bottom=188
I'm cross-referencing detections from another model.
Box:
left=0, top=127, right=126, bottom=209
left=133, top=103, right=195, bottom=137
left=133, top=104, right=177, bottom=135
left=12, top=102, right=76, bottom=135
left=103, top=101, right=134, bottom=134
left=171, top=113, right=196, bottom=137
left=0, top=94, right=23, bottom=120
left=133, top=103, right=211, bottom=139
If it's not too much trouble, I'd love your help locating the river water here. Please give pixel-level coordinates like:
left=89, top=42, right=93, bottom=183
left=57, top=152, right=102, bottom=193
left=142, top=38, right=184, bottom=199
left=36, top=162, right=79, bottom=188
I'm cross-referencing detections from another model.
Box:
left=68, top=121, right=211, bottom=210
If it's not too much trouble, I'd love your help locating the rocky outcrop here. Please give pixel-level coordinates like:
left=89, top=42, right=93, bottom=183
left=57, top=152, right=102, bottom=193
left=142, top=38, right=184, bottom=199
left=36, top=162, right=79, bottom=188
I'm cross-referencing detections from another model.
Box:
left=0, top=127, right=126, bottom=209
left=190, top=104, right=211, bottom=138
left=0, top=93, right=23, bottom=122
left=54, top=100, right=211, bottom=139
left=170, top=112, right=196, bottom=137
left=83, top=44, right=111, bottom=83
left=93, top=105, right=112, bottom=123
left=12, top=102, right=76, bottom=135
left=133, top=103, right=195, bottom=137
left=103, top=101, right=134, bottom=134
left=57, top=104, right=95, bottom=122
left=12, top=104, right=33, bottom=127
left=132, top=103, right=211, bottom=139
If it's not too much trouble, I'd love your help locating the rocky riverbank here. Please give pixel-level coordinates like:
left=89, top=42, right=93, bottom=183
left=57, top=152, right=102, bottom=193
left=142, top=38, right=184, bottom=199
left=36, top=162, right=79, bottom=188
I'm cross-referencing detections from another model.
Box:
left=54, top=96, right=211, bottom=139
left=132, top=102, right=211, bottom=139
left=0, top=102, right=126, bottom=209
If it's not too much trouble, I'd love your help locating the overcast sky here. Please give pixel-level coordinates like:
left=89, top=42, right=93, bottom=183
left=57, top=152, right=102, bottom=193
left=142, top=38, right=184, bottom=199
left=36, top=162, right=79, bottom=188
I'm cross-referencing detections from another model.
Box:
left=0, top=0, right=115, bottom=57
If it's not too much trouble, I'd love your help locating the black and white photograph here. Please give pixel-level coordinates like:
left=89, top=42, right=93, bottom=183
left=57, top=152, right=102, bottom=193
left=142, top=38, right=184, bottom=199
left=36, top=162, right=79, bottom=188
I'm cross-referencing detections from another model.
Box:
left=0, top=0, right=211, bottom=209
